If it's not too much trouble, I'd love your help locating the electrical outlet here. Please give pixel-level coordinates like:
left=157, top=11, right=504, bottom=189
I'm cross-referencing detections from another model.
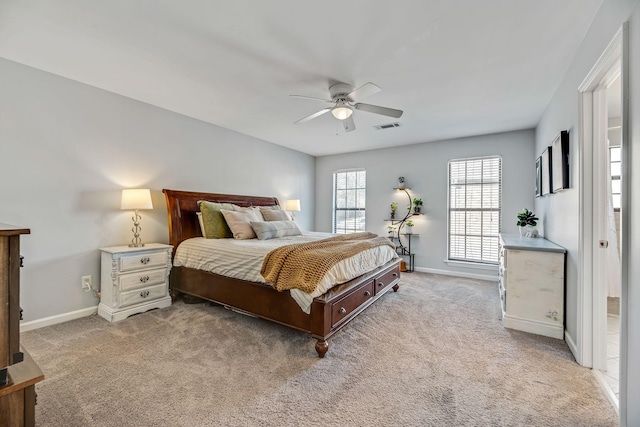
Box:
left=81, top=275, right=92, bottom=291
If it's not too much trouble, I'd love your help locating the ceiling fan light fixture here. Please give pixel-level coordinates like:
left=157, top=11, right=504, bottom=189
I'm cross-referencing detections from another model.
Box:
left=331, top=103, right=353, bottom=120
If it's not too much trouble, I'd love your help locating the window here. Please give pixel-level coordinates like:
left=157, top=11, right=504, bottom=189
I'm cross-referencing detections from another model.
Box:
left=448, top=156, right=502, bottom=264
left=333, top=169, right=366, bottom=234
left=610, top=146, right=621, bottom=211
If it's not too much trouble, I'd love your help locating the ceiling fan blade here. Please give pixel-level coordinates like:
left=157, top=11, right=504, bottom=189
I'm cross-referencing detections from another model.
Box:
left=290, top=95, right=333, bottom=103
left=343, top=115, right=356, bottom=132
left=347, top=82, right=381, bottom=102
left=354, top=103, right=403, bottom=118
left=294, top=108, right=331, bottom=124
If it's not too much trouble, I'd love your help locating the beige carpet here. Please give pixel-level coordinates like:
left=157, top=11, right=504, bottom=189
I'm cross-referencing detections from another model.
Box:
left=21, top=273, right=618, bottom=426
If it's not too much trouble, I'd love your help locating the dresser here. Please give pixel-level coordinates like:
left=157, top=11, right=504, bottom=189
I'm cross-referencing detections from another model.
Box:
left=0, top=224, right=44, bottom=427
left=498, top=234, right=566, bottom=339
left=98, top=244, right=172, bottom=322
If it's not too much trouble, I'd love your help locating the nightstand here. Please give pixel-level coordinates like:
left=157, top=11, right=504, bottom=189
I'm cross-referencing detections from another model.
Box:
left=98, top=243, right=172, bottom=322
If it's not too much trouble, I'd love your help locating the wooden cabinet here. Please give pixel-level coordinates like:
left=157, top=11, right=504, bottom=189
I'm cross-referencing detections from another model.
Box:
left=498, top=234, right=566, bottom=339
left=0, top=224, right=44, bottom=427
left=98, top=244, right=172, bottom=322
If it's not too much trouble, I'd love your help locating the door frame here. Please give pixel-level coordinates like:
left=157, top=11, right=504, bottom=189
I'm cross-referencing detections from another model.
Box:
left=577, top=22, right=629, bottom=420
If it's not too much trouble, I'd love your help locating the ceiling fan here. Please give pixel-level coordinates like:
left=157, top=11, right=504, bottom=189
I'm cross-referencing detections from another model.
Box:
left=290, top=82, right=403, bottom=133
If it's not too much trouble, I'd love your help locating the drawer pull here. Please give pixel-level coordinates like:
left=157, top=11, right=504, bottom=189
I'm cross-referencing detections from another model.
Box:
left=140, top=290, right=150, bottom=298
left=378, top=282, right=384, bottom=287
left=140, top=257, right=151, bottom=265
left=339, top=307, right=346, bottom=314
left=139, top=275, right=150, bottom=283
left=392, top=272, right=398, bottom=277
left=364, top=291, right=371, bottom=297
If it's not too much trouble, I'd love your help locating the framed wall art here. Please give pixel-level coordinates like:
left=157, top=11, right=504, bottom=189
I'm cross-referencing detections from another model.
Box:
left=535, top=156, right=542, bottom=197
left=541, top=146, right=552, bottom=196
left=552, top=130, right=569, bottom=192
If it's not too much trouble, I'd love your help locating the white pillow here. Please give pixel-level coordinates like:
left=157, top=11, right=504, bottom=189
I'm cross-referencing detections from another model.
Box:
left=250, top=220, right=302, bottom=240
left=220, top=209, right=262, bottom=240
left=197, top=212, right=205, bottom=236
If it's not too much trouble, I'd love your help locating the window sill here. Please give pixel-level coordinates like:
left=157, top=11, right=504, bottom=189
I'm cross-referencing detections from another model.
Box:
left=445, top=260, right=499, bottom=272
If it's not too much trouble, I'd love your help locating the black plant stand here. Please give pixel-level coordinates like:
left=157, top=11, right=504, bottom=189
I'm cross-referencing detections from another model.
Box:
left=385, top=187, right=420, bottom=272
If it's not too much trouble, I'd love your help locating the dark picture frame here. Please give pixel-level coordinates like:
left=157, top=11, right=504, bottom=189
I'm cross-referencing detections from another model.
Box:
left=541, top=146, right=552, bottom=196
left=552, top=130, right=570, bottom=192
left=535, top=156, right=542, bottom=197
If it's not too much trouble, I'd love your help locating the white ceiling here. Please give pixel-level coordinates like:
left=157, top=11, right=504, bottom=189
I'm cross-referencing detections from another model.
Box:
left=0, top=0, right=603, bottom=156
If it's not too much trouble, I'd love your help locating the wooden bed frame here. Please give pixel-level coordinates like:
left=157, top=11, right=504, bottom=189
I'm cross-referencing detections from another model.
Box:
left=163, top=189, right=401, bottom=357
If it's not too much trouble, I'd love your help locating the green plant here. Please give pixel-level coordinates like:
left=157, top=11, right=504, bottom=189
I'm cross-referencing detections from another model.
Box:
left=387, top=225, right=396, bottom=234
left=413, top=198, right=423, bottom=206
left=516, top=208, right=539, bottom=227
left=390, top=202, right=398, bottom=213
left=405, top=219, right=414, bottom=227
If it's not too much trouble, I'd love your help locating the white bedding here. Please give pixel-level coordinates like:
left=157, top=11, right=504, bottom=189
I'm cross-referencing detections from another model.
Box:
left=173, top=232, right=398, bottom=313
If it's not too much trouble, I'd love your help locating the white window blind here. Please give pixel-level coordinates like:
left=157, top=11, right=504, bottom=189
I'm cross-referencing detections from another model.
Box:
left=448, top=156, right=502, bottom=264
left=333, top=169, right=366, bottom=234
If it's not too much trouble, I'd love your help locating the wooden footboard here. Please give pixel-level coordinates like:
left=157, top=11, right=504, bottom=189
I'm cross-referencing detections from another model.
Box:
left=170, top=259, right=401, bottom=357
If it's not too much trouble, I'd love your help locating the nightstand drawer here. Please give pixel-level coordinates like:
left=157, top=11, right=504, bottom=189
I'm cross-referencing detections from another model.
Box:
left=119, top=283, right=167, bottom=308
left=119, top=268, right=167, bottom=292
left=119, top=251, right=168, bottom=272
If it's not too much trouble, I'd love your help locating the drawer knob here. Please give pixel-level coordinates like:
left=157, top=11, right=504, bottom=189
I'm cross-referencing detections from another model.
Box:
left=139, top=275, right=150, bottom=283
left=364, top=291, right=371, bottom=297
left=392, top=272, right=398, bottom=277
left=339, top=307, right=346, bottom=314
left=378, top=282, right=384, bottom=287
left=140, top=257, right=151, bottom=265
left=140, top=290, right=150, bottom=298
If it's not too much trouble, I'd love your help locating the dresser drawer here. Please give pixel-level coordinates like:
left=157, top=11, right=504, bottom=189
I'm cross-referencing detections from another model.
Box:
left=119, top=283, right=167, bottom=308
left=119, top=251, right=168, bottom=272
left=374, top=264, right=400, bottom=295
left=331, top=280, right=375, bottom=328
left=119, top=268, right=167, bottom=292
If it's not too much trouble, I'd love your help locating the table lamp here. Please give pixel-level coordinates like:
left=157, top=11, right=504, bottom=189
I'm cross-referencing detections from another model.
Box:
left=121, top=189, right=153, bottom=247
left=285, top=199, right=301, bottom=220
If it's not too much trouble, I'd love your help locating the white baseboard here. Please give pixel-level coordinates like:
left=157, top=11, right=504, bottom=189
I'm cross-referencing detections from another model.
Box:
left=502, top=314, right=564, bottom=339
left=593, top=369, right=619, bottom=414
left=413, top=267, right=498, bottom=282
left=564, top=329, right=580, bottom=363
left=20, top=306, right=98, bottom=333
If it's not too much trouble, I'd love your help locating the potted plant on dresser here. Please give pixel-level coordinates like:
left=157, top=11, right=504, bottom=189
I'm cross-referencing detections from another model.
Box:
left=516, top=208, right=539, bottom=237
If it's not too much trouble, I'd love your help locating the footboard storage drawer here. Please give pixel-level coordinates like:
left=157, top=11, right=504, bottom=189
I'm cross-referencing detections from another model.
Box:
left=374, top=264, right=400, bottom=295
left=331, top=280, right=375, bottom=328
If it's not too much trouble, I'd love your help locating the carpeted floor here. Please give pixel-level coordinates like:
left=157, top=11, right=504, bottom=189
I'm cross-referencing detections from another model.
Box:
left=21, top=273, right=618, bottom=426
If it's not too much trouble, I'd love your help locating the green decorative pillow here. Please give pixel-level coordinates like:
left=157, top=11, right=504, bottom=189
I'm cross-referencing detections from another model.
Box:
left=197, top=200, right=236, bottom=238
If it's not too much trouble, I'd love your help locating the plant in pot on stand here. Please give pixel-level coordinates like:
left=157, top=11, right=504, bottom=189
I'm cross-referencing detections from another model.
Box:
left=405, top=219, right=414, bottom=234
left=390, top=202, right=398, bottom=220
left=413, top=198, right=423, bottom=214
left=516, top=208, right=539, bottom=237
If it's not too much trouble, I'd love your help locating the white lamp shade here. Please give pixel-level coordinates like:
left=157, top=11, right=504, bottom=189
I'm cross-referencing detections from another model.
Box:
left=285, top=199, right=301, bottom=212
left=121, top=189, right=153, bottom=210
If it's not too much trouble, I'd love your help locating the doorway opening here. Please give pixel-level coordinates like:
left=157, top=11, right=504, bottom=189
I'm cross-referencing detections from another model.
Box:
left=577, top=23, right=628, bottom=415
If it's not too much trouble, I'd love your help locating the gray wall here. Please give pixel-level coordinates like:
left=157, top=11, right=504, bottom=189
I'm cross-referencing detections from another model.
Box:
left=535, top=0, right=640, bottom=424
left=315, top=129, right=535, bottom=278
left=0, top=58, right=315, bottom=322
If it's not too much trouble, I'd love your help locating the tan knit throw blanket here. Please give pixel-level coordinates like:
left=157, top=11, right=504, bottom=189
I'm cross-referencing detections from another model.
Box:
left=261, top=232, right=395, bottom=293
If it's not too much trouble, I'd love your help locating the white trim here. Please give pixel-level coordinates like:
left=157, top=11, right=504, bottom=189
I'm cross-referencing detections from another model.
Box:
left=502, top=313, right=564, bottom=339
left=564, top=329, right=579, bottom=360
left=577, top=26, right=623, bottom=370
left=593, top=369, right=620, bottom=414
left=98, top=296, right=171, bottom=323
left=414, top=266, right=498, bottom=282
left=20, top=306, right=98, bottom=332
left=444, top=260, right=499, bottom=272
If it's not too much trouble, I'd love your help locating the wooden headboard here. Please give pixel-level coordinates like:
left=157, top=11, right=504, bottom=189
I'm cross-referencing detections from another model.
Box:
left=162, top=189, right=280, bottom=253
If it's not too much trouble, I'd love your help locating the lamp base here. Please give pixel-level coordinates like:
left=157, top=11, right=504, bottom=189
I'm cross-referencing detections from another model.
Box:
left=128, top=243, right=145, bottom=248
